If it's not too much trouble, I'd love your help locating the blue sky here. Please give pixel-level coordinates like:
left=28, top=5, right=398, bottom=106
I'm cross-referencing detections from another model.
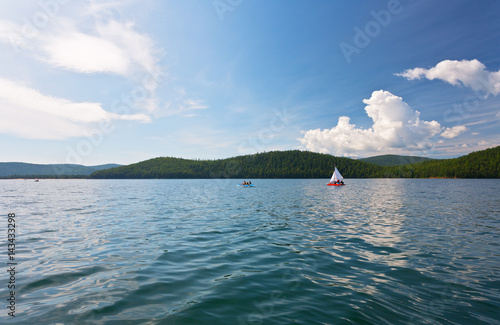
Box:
left=0, top=0, right=499, bottom=165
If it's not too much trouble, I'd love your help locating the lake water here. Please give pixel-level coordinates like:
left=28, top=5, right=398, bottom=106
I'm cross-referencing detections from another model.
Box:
left=1, top=179, right=499, bottom=324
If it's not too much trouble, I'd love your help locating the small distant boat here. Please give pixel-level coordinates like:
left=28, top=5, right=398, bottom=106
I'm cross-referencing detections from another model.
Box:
left=327, top=167, right=345, bottom=186
left=238, top=182, right=255, bottom=187
left=34, top=179, right=39, bottom=182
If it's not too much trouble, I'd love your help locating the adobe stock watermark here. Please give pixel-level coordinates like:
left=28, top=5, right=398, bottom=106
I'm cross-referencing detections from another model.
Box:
left=237, top=254, right=319, bottom=325
left=7, top=0, right=70, bottom=52
left=206, top=107, right=292, bottom=182
left=213, top=0, right=244, bottom=21
left=442, top=76, right=495, bottom=127
left=339, top=0, right=404, bottom=64
left=237, top=107, right=293, bottom=155
left=62, top=68, right=164, bottom=167
left=407, top=276, right=461, bottom=324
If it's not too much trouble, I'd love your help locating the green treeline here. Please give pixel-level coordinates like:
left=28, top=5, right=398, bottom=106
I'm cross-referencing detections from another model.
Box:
left=383, top=145, right=500, bottom=178
left=359, top=154, right=434, bottom=166
left=90, top=150, right=381, bottom=179
left=89, top=146, right=500, bottom=179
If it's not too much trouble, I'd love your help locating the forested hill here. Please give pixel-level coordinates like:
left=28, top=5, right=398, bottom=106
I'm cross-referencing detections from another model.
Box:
left=359, top=154, right=434, bottom=166
left=90, top=151, right=382, bottom=179
left=384, top=145, right=500, bottom=178
left=89, top=146, right=500, bottom=179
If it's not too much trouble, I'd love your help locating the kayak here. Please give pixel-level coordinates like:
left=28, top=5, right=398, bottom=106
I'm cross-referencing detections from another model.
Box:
left=237, top=184, right=255, bottom=187
left=327, top=183, right=344, bottom=186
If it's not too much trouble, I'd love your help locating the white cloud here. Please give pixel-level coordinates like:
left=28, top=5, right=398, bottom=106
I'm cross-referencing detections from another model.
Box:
left=97, top=20, right=159, bottom=76
left=86, top=0, right=138, bottom=16
left=42, top=23, right=131, bottom=74
left=46, top=19, right=160, bottom=80
left=441, top=125, right=468, bottom=139
left=161, top=88, right=209, bottom=117
left=0, top=20, right=29, bottom=50
left=0, top=77, right=149, bottom=140
left=300, top=90, right=442, bottom=155
left=0, top=3, right=163, bottom=112
left=182, top=99, right=209, bottom=110
left=396, top=59, right=500, bottom=96
left=0, top=0, right=161, bottom=76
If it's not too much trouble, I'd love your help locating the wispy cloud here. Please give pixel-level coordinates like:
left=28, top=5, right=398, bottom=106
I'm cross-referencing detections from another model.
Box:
left=300, top=90, right=443, bottom=156
left=0, top=1, right=163, bottom=113
left=396, top=59, right=500, bottom=96
left=0, top=20, right=28, bottom=50
left=0, top=77, right=149, bottom=140
left=0, top=17, right=160, bottom=76
left=41, top=20, right=131, bottom=75
left=161, top=88, right=209, bottom=117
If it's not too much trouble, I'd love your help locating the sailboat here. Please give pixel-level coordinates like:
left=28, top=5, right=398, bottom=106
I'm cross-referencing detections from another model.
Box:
left=327, top=166, right=345, bottom=186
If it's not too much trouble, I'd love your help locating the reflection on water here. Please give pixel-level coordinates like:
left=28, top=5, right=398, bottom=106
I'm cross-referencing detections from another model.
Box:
left=300, top=179, right=408, bottom=269
left=0, top=179, right=499, bottom=324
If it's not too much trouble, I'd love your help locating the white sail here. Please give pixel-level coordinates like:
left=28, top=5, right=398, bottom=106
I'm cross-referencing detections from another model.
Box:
left=329, top=167, right=343, bottom=183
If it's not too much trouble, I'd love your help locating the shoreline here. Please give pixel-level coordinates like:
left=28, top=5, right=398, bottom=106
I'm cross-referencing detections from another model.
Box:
left=1, top=177, right=496, bottom=180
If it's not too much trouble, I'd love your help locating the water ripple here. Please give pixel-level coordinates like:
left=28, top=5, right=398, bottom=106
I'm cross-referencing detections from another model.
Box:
left=0, top=179, right=499, bottom=324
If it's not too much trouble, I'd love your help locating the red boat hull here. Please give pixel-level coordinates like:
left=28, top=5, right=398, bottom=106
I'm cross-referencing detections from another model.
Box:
left=327, top=183, right=344, bottom=186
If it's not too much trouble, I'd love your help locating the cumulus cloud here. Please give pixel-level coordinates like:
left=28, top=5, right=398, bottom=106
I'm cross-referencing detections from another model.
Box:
left=441, top=125, right=468, bottom=139
left=0, top=77, right=150, bottom=140
left=396, top=59, right=500, bottom=96
left=300, top=90, right=442, bottom=155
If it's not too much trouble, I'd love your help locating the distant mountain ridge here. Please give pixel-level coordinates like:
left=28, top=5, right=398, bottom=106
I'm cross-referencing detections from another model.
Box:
left=2, top=146, right=499, bottom=179
left=0, top=162, right=121, bottom=178
left=359, top=154, right=434, bottom=166
left=90, top=146, right=500, bottom=179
